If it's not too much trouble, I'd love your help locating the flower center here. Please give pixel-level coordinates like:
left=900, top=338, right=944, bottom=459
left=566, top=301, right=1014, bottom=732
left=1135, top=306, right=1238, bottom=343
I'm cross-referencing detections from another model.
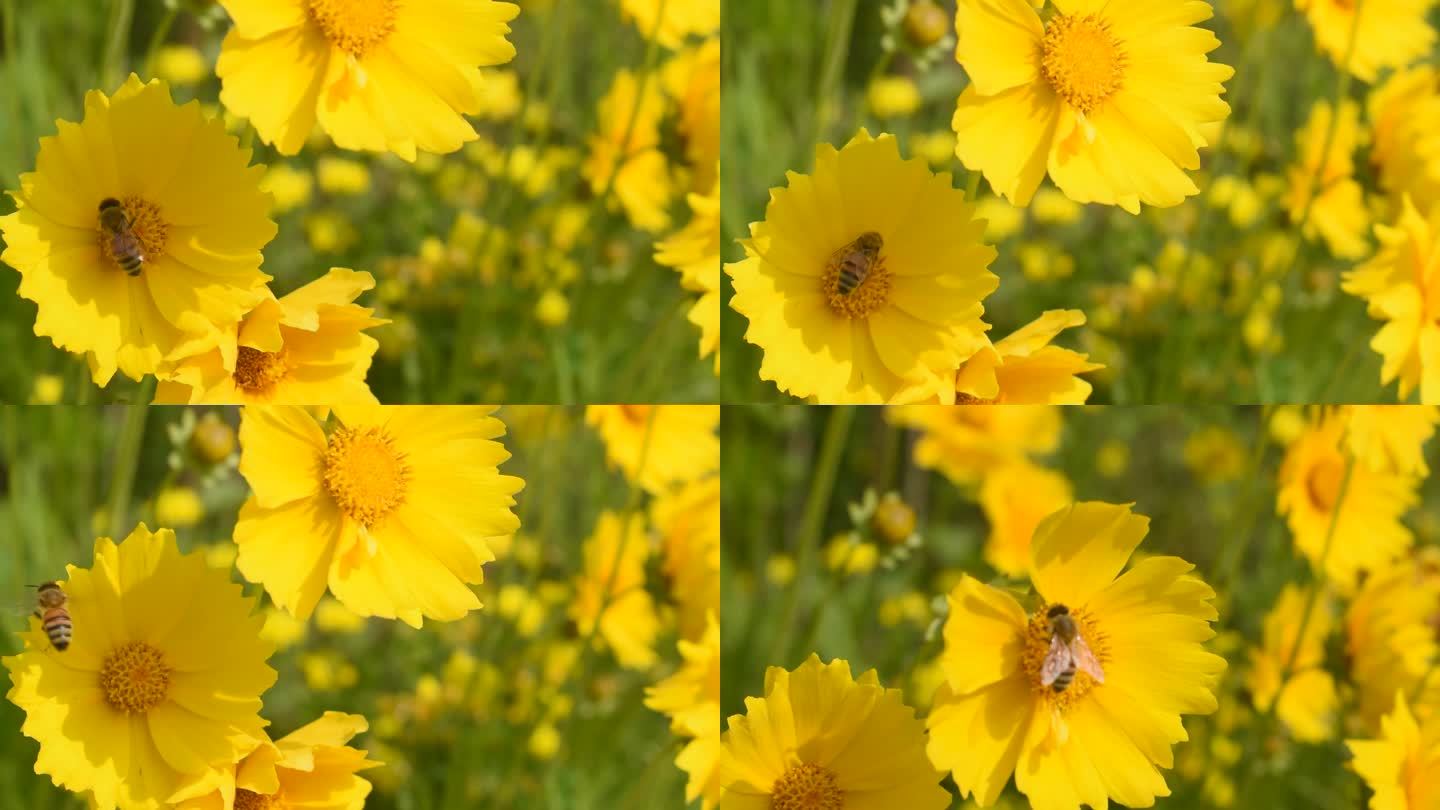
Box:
left=955, top=392, right=996, bottom=405
left=233, top=346, right=290, bottom=396
left=821, top=248, right=891, bottom=319
left=1020, top=603, right=1106, bottom=709
left=234, top=790, right=275, bottom=810
left=99, top=642, right=171, bottom=714
left=1040, top=14, right=1126, bottom=116
left=96, top=196, right=168, bottom=271
left=306, top=0, right=399, bottom=58
left=323, top=425, right=410, bottom=526
left=1306, top=455, right=1346, bottom=512
left=619, top=405, right=653, bottom=425
left=771, top=762, right=843, bottom=810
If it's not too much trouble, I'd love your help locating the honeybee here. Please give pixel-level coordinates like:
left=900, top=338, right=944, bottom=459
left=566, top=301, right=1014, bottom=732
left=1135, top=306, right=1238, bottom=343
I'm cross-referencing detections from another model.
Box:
left=829, top=231, right=884, bottom=295
left=1040, top=604, right=1103, bottom=692
left=98, top=198, right=145, bottom=276
left=34, top=581, right=71, bottom=652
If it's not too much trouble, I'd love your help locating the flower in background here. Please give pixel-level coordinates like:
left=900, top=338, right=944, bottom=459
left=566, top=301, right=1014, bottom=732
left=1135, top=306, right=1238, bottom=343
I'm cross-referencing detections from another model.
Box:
left=155, top=269, right=387, bottom=404
left=216, top=0, right=519, bottom=159
left=571, top=511, right=659, bottom=669
left=1285, top=100, right=1370, bottom=259
left=651, top=476, right=720, bottom=642
left=587, top=405, right=719, bottom=494
left=1345, top=405, right=1439, bottom=476
left=955, top=310, right=1101, bottom=404
left=727, top=131, right=999, bottom=402
left=620, top=0, right=719, bottom=49
left=676, top=38, right=720, bottom=188
left=888, top=404, right=1061, bottom=485
left=656, top=173, right=720, bottom=374
left=3, top=525, right=276, bottom=810
left=720, top=655, right=951, bottom=809
left=1246, top=585, right=1338, bottom=742
left=1297, top=0, right=1436, bottom=83
left=1368, top=65, right=1440, bottom=213
left=0, top=75, right=274, bottom=385
left=952, top=0, right=1233, bottom=211
left=1346, top=553, right=1440, bottom=733
left=979, top=461, right=1073, bottom=577
left=646, top=615, right=721, bottom=809
left=927, top=502, right=1225, bottom=808
left=582, top=69, right=673, bottom=232
left=235, top=406, right=523, bottom=627
left=1348, top=694, right=1440, bottom=809
left=867, top=75, right=922, bottom=119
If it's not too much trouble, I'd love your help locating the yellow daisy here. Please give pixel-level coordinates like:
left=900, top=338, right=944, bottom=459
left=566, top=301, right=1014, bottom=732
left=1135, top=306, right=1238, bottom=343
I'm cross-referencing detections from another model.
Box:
left=979, top=461, right=1074, bottom=577
left=1245, top=584, right=1338, bottom=743
left=646, top=615, right=721, bottom=810
left=1286, top=100, right=1370, bottom=259
left=570, top=510, right=660, bottom=670
left=172, top=712, right=380, bottom=810
left=927, top=502, right=1225, bottom=809
left=156, top=268, right=386, bottom=404
left=727, top=130, right=999, bottom=403
left=1369, top=66, right=1440, bottom=213
left=656, top=172, right=721, bottom=374
left=216, top=0, right=519, bottom=160
left=621, top=0, right=719, bottom=49
left=586, top=405, right=719, bottom=494
left=1297, top=0, right=1436, bottom=83
left=582, top=69, right=674, bottom=233
left=720, top=655, right=951, bottom=810
left=1348, top=693, right=1440, bottom=810
left=1346, top=553, right=1440, bottom=733
left=3, top=525, right=276, bottom=810
left=1345, top=405, right=1439, bottom=476
left=652, top=476, right=720, bottom=643
left=952, top=0, right=1234, bottom=212
left=0, top=75, right=274, bottom=386
left=234, top=406, right=523, bottom=627
left=888, top=404, right=1061, bottom=485
left=956, top=310, right=1102, bottom=404
left=1344, top=198, right=1440, bottom=401
left=1278, top=409, right=1417, bottom=591
left=677, top=38, right=720, bottom=188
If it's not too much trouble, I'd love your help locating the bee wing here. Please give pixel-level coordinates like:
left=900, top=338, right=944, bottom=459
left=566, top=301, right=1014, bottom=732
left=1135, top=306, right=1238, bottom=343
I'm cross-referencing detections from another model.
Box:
left=1070, top=636, right=1105, bottom=683
left=113, top=231, right=143, bottom=259
left=1039, top=634, right=1073, bottom=686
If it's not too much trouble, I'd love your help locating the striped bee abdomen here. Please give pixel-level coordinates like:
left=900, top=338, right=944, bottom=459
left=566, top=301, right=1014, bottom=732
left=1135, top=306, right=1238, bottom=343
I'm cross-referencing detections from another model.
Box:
left=41, top=607, right=72, bottom=651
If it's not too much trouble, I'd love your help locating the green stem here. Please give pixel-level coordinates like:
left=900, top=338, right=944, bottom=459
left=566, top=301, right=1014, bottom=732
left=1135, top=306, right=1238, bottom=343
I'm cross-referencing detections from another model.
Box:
left=768, top=407, right=855, bottom=665
left=1212, top=405, right=1274, bottom=591
left=106, top=383, right=153, bottom=538
left=141, top=6, right=179, bottom=79
left=809, top=0, right=860, bottom=153
left=101, top=0, right=136, bottom=89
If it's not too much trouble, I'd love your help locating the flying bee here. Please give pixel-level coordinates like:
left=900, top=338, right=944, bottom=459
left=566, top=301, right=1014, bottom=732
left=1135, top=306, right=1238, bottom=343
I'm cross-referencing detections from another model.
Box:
left=34, top=582, right=71, bottom=652
left=829, top=231, right=884, bottom=296
left=98, top=198, right=145, bottom=277
left=1040, top=604, right=1104, bottom=693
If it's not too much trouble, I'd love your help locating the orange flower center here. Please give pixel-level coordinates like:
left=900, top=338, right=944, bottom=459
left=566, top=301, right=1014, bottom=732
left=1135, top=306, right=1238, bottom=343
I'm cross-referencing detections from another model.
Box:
left=619, top=405, right=653, bottom=425
left=1306, top=455, right=1346, bottom=512
left=821, top=239, right=891, bottom=319
left=771, top=762, right=843, bottom=810
left=235, top=789, right=276, bottom=810
left=96, top=196, right=168, bottom=273
left=323, top=425, right=410, bottom=526
left=306, top=0, right=399, bottom=58
left=1020, top=603, right=1107, bottom=710
left=99, top=642, right=171, bottom=714
left=1041, top=14, right=1127, bottom=116
left=233, top=346, right=290, bottom=396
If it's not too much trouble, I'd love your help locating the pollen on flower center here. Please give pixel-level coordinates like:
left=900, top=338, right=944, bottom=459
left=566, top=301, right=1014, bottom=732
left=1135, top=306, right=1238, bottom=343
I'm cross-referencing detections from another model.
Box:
left=955, top=392, right=996, bottom=405
left=1040, top=14, right=1127, bottom=116
left=99, top=641, right=171, bottom=714
left=234, top=789, right=275, bottom=810
left=1306, top=456, right=1346, bottom=512
left=323, top=425, right=410, bottom=526
left=821, top=250, right=891, bottom=319
left=233, top=346, right=290, bottom=395
left=97, top=196, right=168, bottom=270
left=771, top=762, right=843, bottom=810
left=306, top=0, right=399, bottom=58
left=1020, top=604, right=1106, bottom=709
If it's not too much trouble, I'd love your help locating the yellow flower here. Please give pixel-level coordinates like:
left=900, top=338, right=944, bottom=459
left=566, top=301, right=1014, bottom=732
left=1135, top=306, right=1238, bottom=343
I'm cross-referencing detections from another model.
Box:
left=727, top=130, right=999, bottom=402
left=535, top=288, right=571, bottom=326
left=234, top=406, right=523, bottom=627
left=927, top=503, right=1225, bottom=808
left=1344, top=198, right=1440, bottom=401
left=868, top=75, right=923, bottom=119
left=1286, top=100, right=1370, bottom=259
left=586, top=405, right=719, bottom=494
left=651, top=476, right=720, bottom=642
left=1246, top=584, right=1338, bottom=742
left=153, top=45, right=209, bottom=86
left=1278, top=409, right=1417, bottom=591
left=1346, top=405, right=1440, bottom=476
left=172, top=712, right=380, bottom=810
left=28, top=373, right=64, bottom=404
left=260, top=164, right=315, bottom=214
left=1369, top=66, right=1440, bottom=213
left=955, top=310, right=1101, bottom=404
left=647, top=615, right=721, bottom=810
left=656, top=172, right=721, bottom=373
left=570, top=511, right=659, bottom=670
left=216, top=0, right=519, bottom=159
left=3, top=525, right=276, bottom=810
left=155, top=485, right=206, bottom=528
left=1346, top=554, right=1440, bottom=733
left=1298, top=0, right=1436, bottom=83
left=1348, top=693, right=1440, bottom=809
left=0, top=75, right=274, bottom=385
left=720, top=655, right=951, bottom=809
left=888, top=404, right=1061, bottom=485
left=678, top=39, right=720, bottom=188
left=952, top=0, right=1233, bottom=212
left=620, top=0, right=719, bottom=49
left=1183, top=426, right=1248, bottom=486
left=979, top=461, right=1073, bottom=577
left=582, top=69, right=673, bottom=232
left=155, top=269, right=386, bottom=404
left=316, top=156, right=372, bottom=195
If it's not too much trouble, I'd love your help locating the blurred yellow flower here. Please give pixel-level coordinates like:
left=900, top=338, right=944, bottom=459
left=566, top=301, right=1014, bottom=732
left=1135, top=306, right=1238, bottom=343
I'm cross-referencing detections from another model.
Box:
left=0, top=75, right=274, bottom=385
left=978, top=461, right=1073, bottom=577
left=3, top=525, right=275, bottom=810
left=316, top=156, right=372, bottom=195
left=953, top=0, right=1233, bottom=212
left=260, top=607, right=310, bottom=650
left=652, top=476, right=720, bottom=642
left=1298, top=0, right=1436, bottom=83
left=1246, top=584, right=1338, bottom=742
left=720, top=655, right=950, bottom=809
left=1348, top=693, right=1440, bottom=809
left=528, top=723, right=561, bottom=760
left=1286, top=100, right=1370, bottom=259
left=582, top=69, right=673, bottom=232
left=888, top=404, right=1060, bottom=485
left=825, top=536, right=879, bottom=575
left=976, top=195, right=1024, bottom=241
left=656, top=173, right=721, bottom=373
left=621, top=0, right=719, bottom=49
left=766, top=554, right=796, bottom=586
left=216, top=0, right=519, bottom=159
left=475, top=68, right=522, bottom=121
left=571, top=511, right=659, bottom=670
left=927, top=503, right=1225, bottom=808
left=647, top=615, right=721, bottom=809
left=260, top=164, right=315, bottom=214
left=867, top=75, right=922, bottom=119
left=1183, top=426, right=1248, bottom=486
left=1096, top=438, right=1130, bottom=478
left=587, top=405, right=719, bottom=494
left=911, top=130, right=957, bottom=168
left=1347, top=554, right=1440, bottom=733
left=535, top=288, right=571, bottom=326
left=156, top=269, right=386, bottom=405
left=28, top=374, right=63, bottom=404
left=155, top=485, right=206, bottom=527
left=727, top=130, right=999, bottom=402
left=955, top=310, right=1101, bottom=404
left=1346, top=405, right=1439, bottom=476
left=1369, top=66, right=1440, bottom=213
left=153, top=45, right=209, bottom=86
left=235, top=406, right=523, bottom=626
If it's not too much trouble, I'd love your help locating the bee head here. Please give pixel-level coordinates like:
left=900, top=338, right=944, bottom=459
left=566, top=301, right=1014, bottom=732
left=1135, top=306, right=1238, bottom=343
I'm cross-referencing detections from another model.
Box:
left=36, top=581, right=66, bottom=608
left=1046, top=604, right=1070, bottom=619
left=858, top=231, right=884, bottom=252
left=98, top=198, right=121, bottom=212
